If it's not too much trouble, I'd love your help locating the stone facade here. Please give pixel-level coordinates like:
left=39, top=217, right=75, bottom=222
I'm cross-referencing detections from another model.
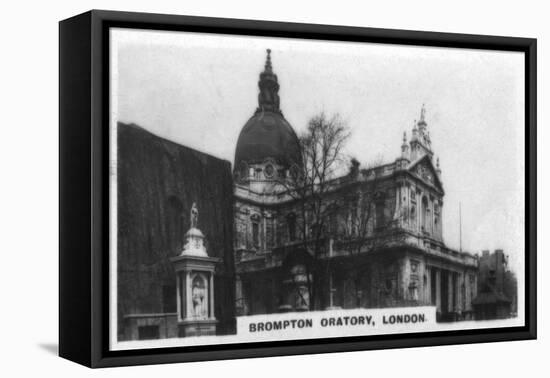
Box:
left=234, top=52, right=478, bottom=321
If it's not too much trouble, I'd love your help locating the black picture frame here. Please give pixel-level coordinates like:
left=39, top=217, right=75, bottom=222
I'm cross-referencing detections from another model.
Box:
left=59, top=9, right=537, bottom=368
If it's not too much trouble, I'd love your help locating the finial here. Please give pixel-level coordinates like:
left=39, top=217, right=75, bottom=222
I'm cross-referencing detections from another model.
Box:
left=401, top=130, right=409, bottom=159
left=257, top=48, right=280, bottom=113
left=190, top=203, right=198, bottom=228
left=420, top=103, right=426, bottom=122
left=265, top=49, right=272, bottom=72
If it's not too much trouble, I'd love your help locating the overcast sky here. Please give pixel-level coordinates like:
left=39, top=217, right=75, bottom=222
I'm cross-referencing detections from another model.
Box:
left=111, top=28, right=525, bottom=276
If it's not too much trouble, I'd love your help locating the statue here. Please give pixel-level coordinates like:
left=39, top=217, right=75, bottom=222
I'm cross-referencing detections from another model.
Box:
left=191, top=275, right=208, bottom=318
left=420, top=103, right=426, bottom=122
left=190, top=202, right=198, bottom=229
left=172, top=204, right=219, bottom=336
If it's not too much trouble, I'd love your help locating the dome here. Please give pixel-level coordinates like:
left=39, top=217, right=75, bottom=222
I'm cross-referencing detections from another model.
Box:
left=181, top=227, right=208, bottom=257
left=234, top=110, right=301, bottom=167
left=185, top=227, right=204, bottom=239
left=234, top=49, right=301, bottom=169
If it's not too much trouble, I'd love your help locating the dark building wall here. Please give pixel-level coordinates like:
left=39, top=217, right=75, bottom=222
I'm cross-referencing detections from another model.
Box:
left=473, top=249, right=515, bottom=319
left=117, top=122, right=235, bottom=339
left=478, top=250, right=506, bottom=290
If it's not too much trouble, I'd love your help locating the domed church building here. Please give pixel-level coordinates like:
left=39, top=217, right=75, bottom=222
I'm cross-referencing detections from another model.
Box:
left=233, top=50, right=312, bottom=315
left=233, top=49, right=302, bottom=193
left=115, top=49, right=488, bottom=342
left=233, top=50, right=479, bottom=320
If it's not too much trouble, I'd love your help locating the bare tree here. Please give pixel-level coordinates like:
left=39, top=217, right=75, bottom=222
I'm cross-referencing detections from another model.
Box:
left=331, top=159, right=409, bottom=308
left=279, top=112, right=350, bottom=310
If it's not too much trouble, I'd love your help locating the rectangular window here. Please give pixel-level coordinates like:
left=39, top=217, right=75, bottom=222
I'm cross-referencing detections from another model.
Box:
left=266, top=218, right=274, bottom=249
left=375, top=202, right=385, bottom=229
left=288, top=215, right=296, bottom=241
left=252, top=222, right=260, bottom=247
left=329, top=211, right=338, bottom=235
left=272, top=220, right=277, bottom=247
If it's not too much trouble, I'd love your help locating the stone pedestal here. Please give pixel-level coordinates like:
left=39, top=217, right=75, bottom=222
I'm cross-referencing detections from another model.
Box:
left=178, top=318, right=218, bottom=337
left=171, top=203, right=220, bottom=337
left=278, top=264, right=310, bottom=312
left=172, top=254, right=219, bottom=336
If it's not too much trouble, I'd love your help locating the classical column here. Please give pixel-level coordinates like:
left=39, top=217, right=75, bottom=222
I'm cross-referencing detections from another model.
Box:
left=186, top=271, right=192, bottom=319
left=261, top=211, right=267, bottom=251
left=425, top=266, right=431, bottom=305
left=435, top=268, right=441, bottom=312
left=209, top=272, right=215, bottom=318
left=394, top=184, right=401, bottom=226
left=448, top=272, right=454, bottom=313
left=459, top=272, right=465, bottom=314
left=176, top=272, right=181, bottom=321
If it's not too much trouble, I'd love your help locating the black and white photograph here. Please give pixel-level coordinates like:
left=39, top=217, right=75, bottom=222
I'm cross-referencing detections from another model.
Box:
left=109, top=27, right=526, bottom=351
left=3, top=0, right=548, bottom=374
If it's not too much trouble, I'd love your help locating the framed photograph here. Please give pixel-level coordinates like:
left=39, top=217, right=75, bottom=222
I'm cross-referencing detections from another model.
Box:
left=59, top=10, right=536, bottom=368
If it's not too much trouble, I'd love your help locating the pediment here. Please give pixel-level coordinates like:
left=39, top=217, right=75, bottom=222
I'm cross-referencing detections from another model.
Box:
left=408, top=155, right=443, bottom=192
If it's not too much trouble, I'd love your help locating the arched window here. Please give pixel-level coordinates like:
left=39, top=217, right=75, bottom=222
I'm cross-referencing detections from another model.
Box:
left=287, top=213, right=297, bottom=241
left=251, top=214, right=261, bottom=247
left=266, top=217, right=276, bottom=249
left=252, top=222, right=260, bottom=246
left=421, top=196, right=428, bottom=232
left=375, top=201, right=385, bottom=230
left=434, top=202, right=440, bottom=234
left=348, top=197, right=359, bottom=235
left=239, top=162, right=248, bottom=180
left=264, top=163, right=275, bottom=179
left=289, top=164, right=301, bottom=180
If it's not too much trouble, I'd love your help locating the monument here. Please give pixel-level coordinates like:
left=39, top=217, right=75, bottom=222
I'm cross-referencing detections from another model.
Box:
left=171, top=203, right=220, bottom=337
